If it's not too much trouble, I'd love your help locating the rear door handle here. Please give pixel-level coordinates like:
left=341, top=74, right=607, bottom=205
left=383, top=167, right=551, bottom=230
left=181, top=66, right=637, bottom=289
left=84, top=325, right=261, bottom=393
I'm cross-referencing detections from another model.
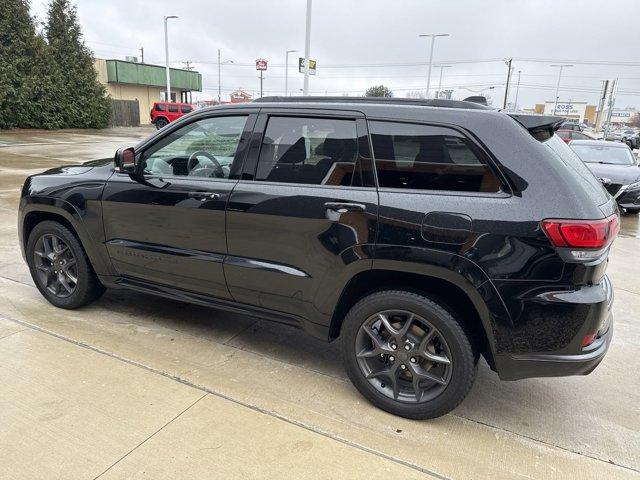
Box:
left=324, top=202, right=366, bottom=213
left=189, top=191, right=220, bottom=201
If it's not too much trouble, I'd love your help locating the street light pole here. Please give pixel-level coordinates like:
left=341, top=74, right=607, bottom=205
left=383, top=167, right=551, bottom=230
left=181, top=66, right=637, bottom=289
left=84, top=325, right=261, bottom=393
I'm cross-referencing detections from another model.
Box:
left=436, top=65, right=451, bottom=99
left=418, top=33, right=449, bottom=98
left=285, top=49, right=297, bottom=96
left=216, top=50, right=233, bottom=105
left=551, top=64, right=573, bottom=115
left=163, top=15, right=178, bottom=102
left=513, top=70, right=521, bottom=111
left=303, top=0, right=312, bottom=96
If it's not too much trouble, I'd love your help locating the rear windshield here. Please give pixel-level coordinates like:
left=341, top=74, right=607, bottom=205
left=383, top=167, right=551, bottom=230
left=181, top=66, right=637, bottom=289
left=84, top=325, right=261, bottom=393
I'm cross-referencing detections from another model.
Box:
left=571, top=144, right=636, bottom=165
left=544, top=135, right=609, bottom=205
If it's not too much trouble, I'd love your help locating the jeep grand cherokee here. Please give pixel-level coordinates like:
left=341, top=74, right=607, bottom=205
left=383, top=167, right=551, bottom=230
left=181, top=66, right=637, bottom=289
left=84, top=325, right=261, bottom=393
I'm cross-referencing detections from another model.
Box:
left=18, top=97, right=617, bottom=419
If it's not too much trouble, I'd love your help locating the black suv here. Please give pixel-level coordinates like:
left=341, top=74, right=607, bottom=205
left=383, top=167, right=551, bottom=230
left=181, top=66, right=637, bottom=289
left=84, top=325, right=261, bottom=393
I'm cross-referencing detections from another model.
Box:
left=18, top=97, right=617, bottom=419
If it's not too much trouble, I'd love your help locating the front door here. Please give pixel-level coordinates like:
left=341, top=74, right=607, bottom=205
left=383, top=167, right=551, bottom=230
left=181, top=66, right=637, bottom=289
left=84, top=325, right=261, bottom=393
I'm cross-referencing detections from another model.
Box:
left=102, top=112, right=256, bottom=298
left=225, top=111, right=379, bottom=326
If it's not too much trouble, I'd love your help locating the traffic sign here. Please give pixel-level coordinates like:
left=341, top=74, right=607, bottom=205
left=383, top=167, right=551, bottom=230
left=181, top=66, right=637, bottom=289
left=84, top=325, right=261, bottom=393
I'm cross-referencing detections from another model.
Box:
left=298, top=58, right=316, bottom=75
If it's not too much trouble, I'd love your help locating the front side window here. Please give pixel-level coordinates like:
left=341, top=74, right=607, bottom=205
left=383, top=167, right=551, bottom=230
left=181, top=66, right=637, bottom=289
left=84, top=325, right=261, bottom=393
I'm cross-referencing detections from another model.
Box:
left=370, top=121, right=500, bottom=192
left=181, top=105, right=193, bottom=113
left=141, top=115, right=248, bottom=178
left=256, top=116, right=358, bottom=186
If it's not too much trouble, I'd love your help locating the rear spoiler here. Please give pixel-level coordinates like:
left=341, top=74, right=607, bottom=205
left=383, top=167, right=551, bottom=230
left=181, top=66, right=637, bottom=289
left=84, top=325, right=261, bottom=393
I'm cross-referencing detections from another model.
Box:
left=508, top=114, right=565, bottom=141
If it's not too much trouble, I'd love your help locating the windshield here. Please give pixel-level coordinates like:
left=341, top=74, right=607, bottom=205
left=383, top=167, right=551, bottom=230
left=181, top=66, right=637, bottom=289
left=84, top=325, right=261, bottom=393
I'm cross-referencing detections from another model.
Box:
left=570, top=144, right=636, bottom=165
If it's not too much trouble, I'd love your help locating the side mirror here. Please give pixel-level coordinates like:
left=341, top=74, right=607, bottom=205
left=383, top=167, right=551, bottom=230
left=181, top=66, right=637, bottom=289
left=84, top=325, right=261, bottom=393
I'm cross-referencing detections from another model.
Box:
left=114, top=147, right=136, bottom=173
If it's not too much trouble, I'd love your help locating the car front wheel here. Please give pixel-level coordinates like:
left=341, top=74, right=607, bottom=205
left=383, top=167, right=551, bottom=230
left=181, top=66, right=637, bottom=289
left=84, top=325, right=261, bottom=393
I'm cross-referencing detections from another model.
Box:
left=26, top=220, right=104, bottom=309
left=341, top=290, right=477, bottom=419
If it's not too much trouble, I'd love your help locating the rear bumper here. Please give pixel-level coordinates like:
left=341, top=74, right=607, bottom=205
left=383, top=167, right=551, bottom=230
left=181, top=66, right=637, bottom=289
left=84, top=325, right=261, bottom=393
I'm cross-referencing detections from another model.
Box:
left=494, top=275, right=614, bottom=381
left=496, top=316, right=612, bottom=380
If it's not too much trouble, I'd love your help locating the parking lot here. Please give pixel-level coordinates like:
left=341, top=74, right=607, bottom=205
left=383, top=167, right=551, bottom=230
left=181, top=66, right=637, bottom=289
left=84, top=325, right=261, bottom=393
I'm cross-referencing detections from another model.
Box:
left=0, top=128, right=639, bottom=479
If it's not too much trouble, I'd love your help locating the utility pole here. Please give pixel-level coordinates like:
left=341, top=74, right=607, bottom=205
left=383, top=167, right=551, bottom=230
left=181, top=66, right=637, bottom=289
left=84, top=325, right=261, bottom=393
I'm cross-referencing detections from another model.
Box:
left=551, top=64, right=573, bottom=115
left=603, top=79, right=618, bottom=138
left=595, top=80, right=609, bottom=132
left=436, top=65, right=451, bottom=99
left=303, top=0, right=312, bottom=96
left=139, top=47, right=144, bottom=64
left=513, top=70, right=521, bottom=111
left=183, top=61, right=194, bottom=71
left=285, top=49, right=297, bottom=96
left=164, top=15, right=178, bottom=102
left=419, top=33, right=449, bottom=98
left=502, top=58, right=512, bottom=109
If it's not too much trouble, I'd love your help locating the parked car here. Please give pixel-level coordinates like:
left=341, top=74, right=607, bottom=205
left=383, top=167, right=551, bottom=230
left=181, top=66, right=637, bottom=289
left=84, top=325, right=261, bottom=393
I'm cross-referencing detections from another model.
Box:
left=605, top=129, right=636, bottom=142
left=622, top=132, right=640, bottom=150
left=18, top=97, right=617, bottom=419
left=150, top=101, right=194, bottom=129
left=570, top=139, right=640, bottom=214
left=556, top=129, right=594, bottom=144
left=559, top=122, right=584, bottom=132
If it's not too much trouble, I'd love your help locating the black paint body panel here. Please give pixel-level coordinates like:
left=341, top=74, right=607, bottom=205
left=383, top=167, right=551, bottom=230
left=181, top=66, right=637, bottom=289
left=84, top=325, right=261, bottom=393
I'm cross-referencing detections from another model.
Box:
left=18, top=101, right=617, bottom=380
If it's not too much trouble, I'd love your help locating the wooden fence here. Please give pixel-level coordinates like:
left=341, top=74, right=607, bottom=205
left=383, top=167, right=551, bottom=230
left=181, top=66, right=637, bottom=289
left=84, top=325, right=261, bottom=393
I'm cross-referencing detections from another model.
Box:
left=110, top=99, right=140, bottom=127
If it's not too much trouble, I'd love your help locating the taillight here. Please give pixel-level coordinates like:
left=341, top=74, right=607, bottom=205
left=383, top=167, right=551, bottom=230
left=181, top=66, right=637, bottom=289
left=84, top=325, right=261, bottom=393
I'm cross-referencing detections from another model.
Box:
left=541, top=215, right=619, bottom=250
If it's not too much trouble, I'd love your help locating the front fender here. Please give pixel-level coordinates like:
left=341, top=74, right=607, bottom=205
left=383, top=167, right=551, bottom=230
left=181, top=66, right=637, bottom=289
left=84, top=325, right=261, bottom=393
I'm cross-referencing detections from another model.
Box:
left=19, top=195, right=113, bottom=276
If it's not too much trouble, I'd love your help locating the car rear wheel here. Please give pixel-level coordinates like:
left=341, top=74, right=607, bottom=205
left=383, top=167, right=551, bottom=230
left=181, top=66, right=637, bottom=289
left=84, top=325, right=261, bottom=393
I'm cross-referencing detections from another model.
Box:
left=341, top=290, right=477, bottom=419
left=155, top=118, right=168, bottom=129
left=26, top=221, right=104, bottom=309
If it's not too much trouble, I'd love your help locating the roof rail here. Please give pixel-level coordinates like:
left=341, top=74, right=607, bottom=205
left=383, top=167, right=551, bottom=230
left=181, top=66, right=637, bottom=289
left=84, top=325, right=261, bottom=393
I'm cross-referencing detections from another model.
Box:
left=253, top=96, right=492, bottom=110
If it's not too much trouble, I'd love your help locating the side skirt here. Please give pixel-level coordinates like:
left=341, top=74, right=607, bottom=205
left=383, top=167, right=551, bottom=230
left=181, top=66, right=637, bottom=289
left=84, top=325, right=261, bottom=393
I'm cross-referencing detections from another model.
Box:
left=109, top=276, right=330, bottom=340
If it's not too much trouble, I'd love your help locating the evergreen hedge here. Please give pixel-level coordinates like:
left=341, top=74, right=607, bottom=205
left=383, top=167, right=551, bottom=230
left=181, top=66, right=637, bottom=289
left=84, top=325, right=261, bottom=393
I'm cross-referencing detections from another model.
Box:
left=0, top=0, right=111, bottom=129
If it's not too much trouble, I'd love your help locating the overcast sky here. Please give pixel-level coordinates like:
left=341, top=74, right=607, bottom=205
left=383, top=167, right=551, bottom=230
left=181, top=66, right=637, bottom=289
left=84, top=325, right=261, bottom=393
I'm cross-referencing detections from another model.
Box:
left=30, top=0, right=640, bottom=108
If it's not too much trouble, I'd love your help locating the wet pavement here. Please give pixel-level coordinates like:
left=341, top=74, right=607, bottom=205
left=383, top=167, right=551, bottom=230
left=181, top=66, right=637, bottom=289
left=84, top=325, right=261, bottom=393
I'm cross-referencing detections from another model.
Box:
left=0, top=129, right=638, bottom=480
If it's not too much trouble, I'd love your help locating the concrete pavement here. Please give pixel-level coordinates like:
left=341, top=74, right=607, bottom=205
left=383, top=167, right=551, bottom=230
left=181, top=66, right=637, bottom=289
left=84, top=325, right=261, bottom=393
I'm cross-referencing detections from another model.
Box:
left=0, top=128, right=638, bottom=479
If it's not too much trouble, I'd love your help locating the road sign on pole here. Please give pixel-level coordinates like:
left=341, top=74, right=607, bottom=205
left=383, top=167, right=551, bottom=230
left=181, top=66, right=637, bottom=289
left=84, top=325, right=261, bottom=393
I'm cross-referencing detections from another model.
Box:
left=298, top=58, right=316, bottom=75
left=255, top=58, right=268, bottom=71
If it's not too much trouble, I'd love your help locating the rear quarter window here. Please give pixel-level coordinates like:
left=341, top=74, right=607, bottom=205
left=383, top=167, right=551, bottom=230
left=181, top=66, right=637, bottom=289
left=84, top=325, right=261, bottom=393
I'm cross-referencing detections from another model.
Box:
left=369, top=121, right=501, bottom=193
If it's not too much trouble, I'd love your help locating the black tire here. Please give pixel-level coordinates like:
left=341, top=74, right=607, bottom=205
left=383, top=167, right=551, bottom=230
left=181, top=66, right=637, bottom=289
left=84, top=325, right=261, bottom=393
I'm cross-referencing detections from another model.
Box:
left=341, top=290, right=477, bottom=419
left=26, top=220, right=104, bottom=309
left=155, top=118, right=168, bottom=129
left=625, top=208, right=640, bottom=214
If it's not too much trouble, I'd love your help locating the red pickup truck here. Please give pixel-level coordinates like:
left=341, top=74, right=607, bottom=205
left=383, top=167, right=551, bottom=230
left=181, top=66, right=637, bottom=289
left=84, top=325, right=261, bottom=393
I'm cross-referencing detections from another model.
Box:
left=150, top=102, right=194, bottom=129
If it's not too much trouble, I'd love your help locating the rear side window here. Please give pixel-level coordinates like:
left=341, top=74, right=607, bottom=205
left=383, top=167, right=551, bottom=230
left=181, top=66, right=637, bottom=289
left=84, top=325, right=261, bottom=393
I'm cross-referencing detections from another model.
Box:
left=155, top=104, right=166, bottom=112
left=256, top=116, right=358, bottom=186
left=369, top=121, right=501, bottom=192
left=168, top=104, right=179, bottom=113
left=181, top=105, right=193, bottom=113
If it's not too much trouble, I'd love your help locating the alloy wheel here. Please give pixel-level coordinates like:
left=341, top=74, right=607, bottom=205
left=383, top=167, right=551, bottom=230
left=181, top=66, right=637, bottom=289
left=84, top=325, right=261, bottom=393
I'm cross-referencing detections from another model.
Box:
left=33, top=233, right=78, bottom=298
left=355, top=309, right=453, bottom=403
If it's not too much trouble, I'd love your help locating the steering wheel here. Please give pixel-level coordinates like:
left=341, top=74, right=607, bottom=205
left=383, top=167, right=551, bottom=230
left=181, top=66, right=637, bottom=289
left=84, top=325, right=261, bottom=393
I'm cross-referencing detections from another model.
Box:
left=187, top=151, right=225, bottom=178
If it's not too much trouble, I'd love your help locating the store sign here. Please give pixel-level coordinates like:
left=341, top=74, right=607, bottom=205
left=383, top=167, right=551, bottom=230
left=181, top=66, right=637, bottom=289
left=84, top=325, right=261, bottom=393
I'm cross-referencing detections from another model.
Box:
left=298, top=58, right=317, bottom=75
left=255, top=58, right=268, bottom=71
left=611, top=111, right=632, bottom=118
left=552, top=103, right=581, bottom=115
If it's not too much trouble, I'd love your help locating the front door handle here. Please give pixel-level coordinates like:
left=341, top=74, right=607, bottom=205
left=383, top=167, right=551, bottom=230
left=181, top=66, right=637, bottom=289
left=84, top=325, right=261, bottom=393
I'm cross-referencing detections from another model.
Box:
left=324, top=202, right=366, bottom=213
left=189, top=191, right=221, bottom=201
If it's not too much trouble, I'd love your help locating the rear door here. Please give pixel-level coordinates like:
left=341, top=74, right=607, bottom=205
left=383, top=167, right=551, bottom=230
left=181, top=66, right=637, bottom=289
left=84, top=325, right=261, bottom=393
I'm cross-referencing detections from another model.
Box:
left=224, top=109, right=378, bottom=323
